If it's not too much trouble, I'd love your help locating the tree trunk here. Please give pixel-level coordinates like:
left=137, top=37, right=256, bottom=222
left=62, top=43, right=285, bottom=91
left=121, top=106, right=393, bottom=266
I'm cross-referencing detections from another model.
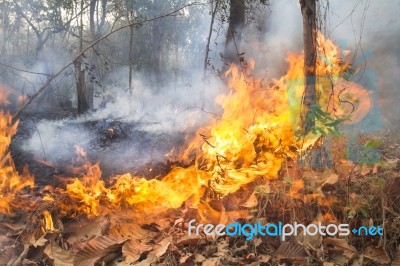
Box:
left=151, top=20, right=163, bottom=91
left=300, top=0, right=317, bottom=133
left=128, top=25, right=134, bottom=93
left=223, top=0, right=245, bottom=67
left=204, top=0, right=220, bottom=77
left=76, top=0, right=89, bottom=114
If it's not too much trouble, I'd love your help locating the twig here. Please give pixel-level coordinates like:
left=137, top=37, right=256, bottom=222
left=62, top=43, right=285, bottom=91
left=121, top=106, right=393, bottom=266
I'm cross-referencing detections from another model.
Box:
left=30, top=118, right=47, bottom=161
left=0, top=62, right=53, bottom=77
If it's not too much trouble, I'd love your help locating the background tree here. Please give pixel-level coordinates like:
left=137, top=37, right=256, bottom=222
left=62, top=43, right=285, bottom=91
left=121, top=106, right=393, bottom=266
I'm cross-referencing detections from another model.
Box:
left=300, top=0, right=317, bottom=133
left=223, top=0, right=245, bottom=67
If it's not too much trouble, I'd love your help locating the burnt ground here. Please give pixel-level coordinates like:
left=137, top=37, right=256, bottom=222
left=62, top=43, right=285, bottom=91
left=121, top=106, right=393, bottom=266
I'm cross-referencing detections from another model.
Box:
left=10, top=112, right=186, bottom=186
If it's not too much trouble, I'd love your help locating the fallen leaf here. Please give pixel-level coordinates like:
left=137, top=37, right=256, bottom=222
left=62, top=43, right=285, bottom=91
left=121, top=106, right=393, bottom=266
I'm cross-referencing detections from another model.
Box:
left=392, top=247, right=400, bottom=266
left=64, top=215, right=109, bottom=244
left=151, top=237, right=171, bottom=258
left=176, top=235, right=202, bottom=246
left=258, top=254, right=271, bottom=263
left=44, top=240, right=74, bottom=266
left=364, top=246, right=391, bottom=265
left=360, top=167, right=371, bottom=176
left=194, top=253, right=206, bottom=263
left=0, top=223, right=24, bottom=236
left=36, top=236, right=49, bottom=248
left=216, top=238, right=229, bottom=257
left=322, top=172, right=339, bottom=186
left=202, top=257, right=219, bottom=266
left=254, top=183, right=271, bottom=196
left=0, top=236, right=22, bottom=265
left=131, top=252, right=157, bottom=266
left=275, top=241, right=307, bottom=262
left=109, top=219, right=156, bottom=241
left=73, top=235, right=128, bottom=266
left=122, top=239, right=151, bottom=263
left=221, top=193, right=239, bottom=211
left=323, top=238, right=357, bottom=259
left=240, top=193, right=258, bottom=208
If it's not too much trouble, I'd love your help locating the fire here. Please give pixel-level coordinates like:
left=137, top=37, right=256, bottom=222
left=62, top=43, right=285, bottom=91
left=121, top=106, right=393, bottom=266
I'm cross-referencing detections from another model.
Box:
left=43, top=210, right=54, bottom=231
left=0, top=32, right=369, bottom=219
left=0, top=108, right=34, bottom=214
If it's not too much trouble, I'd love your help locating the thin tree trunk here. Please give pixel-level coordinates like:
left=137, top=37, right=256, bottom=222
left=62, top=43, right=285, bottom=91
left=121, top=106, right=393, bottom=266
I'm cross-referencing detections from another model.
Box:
left=203, top=0, right=219, bottom=77
left=128, top=25, right=134, bottom=93
left=76, top=0, right=89, bottom=114
left=223, top=0, right=245, bottom=67
left=300, top=0, right=317, bottom=133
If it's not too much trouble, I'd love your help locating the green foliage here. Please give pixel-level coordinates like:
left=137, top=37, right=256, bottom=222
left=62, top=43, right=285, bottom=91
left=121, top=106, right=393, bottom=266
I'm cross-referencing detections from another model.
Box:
left=339, top=60, right=355, bottom=81
left=304, top=104, right=348, bottom=137
left=364, top=139, right=382, bottom=149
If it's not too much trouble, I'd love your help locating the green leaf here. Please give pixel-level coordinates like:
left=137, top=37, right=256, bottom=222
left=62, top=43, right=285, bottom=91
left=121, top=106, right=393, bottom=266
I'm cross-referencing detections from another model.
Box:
left=283, top=176, right=292, bottom=184
left=364, top=139, right=382, bottom=148
left=359, top=208, right=369, bottom=218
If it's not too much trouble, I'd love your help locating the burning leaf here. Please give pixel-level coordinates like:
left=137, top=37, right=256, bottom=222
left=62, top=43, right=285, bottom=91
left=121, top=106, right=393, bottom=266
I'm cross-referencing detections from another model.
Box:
left=42, top=211, right=54, bottom=232
left=0, top=111, right=34, bottom=214
left=363, top=246, right=391, bottom=265
left=73, top=235, right=128, bottom=266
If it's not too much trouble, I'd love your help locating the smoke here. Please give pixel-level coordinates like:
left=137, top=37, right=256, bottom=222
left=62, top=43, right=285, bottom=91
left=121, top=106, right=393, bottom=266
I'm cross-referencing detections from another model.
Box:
left=17, top=0, right=400, bottom=174
left=244, top=0, right=399, bottom=127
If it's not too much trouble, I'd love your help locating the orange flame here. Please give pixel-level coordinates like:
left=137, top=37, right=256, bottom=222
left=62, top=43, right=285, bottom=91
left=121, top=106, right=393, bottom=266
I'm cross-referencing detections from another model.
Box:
left=0, top=109, right=34, bottom=214
left=0, top=33, right=370, bottom=219
left=43, top=210, right=54, bottom=231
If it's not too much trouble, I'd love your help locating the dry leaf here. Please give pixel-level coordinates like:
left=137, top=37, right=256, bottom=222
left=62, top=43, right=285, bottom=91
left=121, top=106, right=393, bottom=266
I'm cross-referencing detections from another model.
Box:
left=73, top=235, right=128, bottom=266
left=322, top=172, right=339, bottom=186
left=202, top=257, right=219, bottom=266
left=131, top=252, right=157, bottom=266
left=151, top=237, right=171, bottom=258
left=392, top=247, right=400, bottom=266
left=258, top=254, right=271, bottom=263
left=31, top=235, right=48, bottom=248
left=363, top=246, right=391, bottom=265
left=0, top=223, right=24, bottom=236
left=109, top=219, right=156, bottom=241
left=323, top=238, right=357, bottom=259
left=64, top=215, right=109, bottom=244
left=44, top=241, right=74, bottom=266
left=360, top=167, right=371, bottom=176
left=0, top=236, right=22, bottom=265
left=122, top=239, right=151, bottom=263
left=274, top=241, right=307, bottom=262
left=176, top=235, right=202, bottom=246
left=240, top=193, right=258, bottom=208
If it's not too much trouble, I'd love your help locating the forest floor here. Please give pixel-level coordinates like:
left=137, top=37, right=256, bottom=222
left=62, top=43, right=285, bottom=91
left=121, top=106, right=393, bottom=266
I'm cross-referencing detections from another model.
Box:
left=1, top=118, right=400, bottom=266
